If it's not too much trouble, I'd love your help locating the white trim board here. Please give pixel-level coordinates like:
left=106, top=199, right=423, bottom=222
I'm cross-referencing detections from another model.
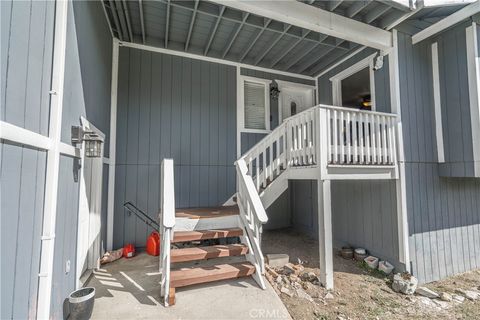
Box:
left=330, top=53, right=377, bottom=110
left=388, top=29, right=410, bottom=272
left=412, top=1, right=480, bottom=44
left=119, top=40, right=314, bottom=81
left=36, top=0, right=69, bottom=318
left=431, top=42, right=445, bottom=163
left=107, top=38, right=119, bottom=251
left=0, top=121, right=52, bottom=150
left=207, top=0, right=392, bottom=50
left=466, top=23, right=480, bottom=176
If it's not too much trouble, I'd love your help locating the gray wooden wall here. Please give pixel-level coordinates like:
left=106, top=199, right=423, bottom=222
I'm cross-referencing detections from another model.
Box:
left=317, top=47, right=391, bottom=113
left=398, top=28, right=480, bottom=283
left=285, top=47, right=401, bottom=268
left=1, top=0, right=112, bottom=318
left=1, top=0, right=54, bottom=318
left=113, top=48, right=237, bottom=248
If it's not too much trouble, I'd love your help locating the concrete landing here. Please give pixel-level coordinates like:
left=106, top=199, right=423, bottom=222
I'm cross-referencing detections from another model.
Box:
left=87, top=253, right=290, bottom=320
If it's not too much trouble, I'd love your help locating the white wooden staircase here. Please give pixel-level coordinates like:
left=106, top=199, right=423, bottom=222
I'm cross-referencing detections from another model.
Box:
left=159, top=104, right=398, bottom=306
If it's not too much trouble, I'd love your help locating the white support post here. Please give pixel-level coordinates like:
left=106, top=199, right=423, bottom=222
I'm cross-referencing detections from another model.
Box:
left=37, top=0, right=69, bottom=318
left=317, top=179, right=333, bottom=290
left=389, top=29, right=411, bottom=272
left=107, top=38, right=120, bottom=251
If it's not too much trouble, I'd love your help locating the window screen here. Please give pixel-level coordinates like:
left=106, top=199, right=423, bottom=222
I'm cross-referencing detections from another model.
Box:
left=244, top=81, right=266, bottom=130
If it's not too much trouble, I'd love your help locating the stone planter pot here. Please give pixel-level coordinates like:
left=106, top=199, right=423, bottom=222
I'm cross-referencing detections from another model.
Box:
left=68, top=287, right=95, bottom=320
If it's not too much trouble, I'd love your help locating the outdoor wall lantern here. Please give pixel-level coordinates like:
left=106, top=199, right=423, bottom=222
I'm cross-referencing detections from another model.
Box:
left=71, top=126, right=104, bottom=158
left=270, top=80, right=281, bottom=101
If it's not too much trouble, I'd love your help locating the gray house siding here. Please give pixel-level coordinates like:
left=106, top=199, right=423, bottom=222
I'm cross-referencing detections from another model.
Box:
left=398, top=28, right=480, bottom=283
left=0, top=144, right=47, bottom=320
left=51, top=1, right=112, bottom=317
left=61, top=0, right=112, bottom=155
left=317, top=48, right=391, bottom=113
left=1, top=0, right=54, bottom=318
left=50, top=155, right=80, bottom=320
left=1, top=0, right=54, bottom=136
left=113, top=48, right=237, bottom=248
left=435, top=22, right=475, bottom=177
left=286, top=48, right=400, bottom=267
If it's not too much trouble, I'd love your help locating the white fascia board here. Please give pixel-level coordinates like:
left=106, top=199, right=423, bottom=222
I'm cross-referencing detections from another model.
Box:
left=412, top=1, right=480, bottom=44
left=207, top=0, right=393, bottom=51
left=119, top=40, right=314, bottom=81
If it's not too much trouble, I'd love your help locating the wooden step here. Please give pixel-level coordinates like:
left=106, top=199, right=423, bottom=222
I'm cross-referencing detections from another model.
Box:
left=171, top=244, right=248, bottom=263
left=175, top=205, right=239, bottom=219
left=170, top=262, right=255, bottom=288
left=172, top=228, right=243, bottom=243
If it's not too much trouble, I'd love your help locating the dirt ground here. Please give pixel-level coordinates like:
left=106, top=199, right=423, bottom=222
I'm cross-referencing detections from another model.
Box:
left=262, top=228, right=480, bottom=320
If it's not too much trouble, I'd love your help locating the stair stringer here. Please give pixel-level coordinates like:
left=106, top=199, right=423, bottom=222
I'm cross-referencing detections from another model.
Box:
left=259, top=174, right=288, bottom=209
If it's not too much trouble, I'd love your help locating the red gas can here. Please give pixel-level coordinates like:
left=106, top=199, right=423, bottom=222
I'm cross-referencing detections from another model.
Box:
left=123, top=243, right=135, bottom=258
left=146, top=231, right=160, bottom=256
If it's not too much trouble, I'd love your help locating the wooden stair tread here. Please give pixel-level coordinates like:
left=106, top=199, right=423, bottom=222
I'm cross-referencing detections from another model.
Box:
left=171, top=244, right=248, bottom=263
left=175, top=205, right=239, bottom=219
left=170, top=262, right=255, bottom=288
left=172, top=228, right=243, bottom=243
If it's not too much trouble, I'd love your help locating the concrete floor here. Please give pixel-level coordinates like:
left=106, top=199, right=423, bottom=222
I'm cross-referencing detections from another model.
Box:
left=87, top=253, right=291, bottom=320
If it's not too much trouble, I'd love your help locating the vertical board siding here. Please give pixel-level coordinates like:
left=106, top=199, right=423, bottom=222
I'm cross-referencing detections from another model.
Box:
left=114, top=48, right=237, bottom=248
left=0, top=143, right=47, bottom=320
left=50, top=155, right=80, bottom=320
left=398, top=29, right=480, bottom=283
left=1, top=0, right=54, bottom=136
left=436, top=22, right=475, bottom=176
left=331, top=180, right=400, bottom=268
left=316, top=48, right=391, bottom=113
left=61, top=1, right=112, bottom=155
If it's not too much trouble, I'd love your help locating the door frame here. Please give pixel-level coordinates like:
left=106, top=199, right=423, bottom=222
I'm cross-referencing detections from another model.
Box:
left=277, top=80, right=316, bottom=123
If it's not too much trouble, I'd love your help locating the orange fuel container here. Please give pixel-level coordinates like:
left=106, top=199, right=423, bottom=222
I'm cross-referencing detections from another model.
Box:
left=146, top=231, right=160, bottom=256
left=123, top=244, right=135, bottom=258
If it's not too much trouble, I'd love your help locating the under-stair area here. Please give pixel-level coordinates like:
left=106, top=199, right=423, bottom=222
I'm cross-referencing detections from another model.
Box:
left=159, top=104, right=400, bottom=306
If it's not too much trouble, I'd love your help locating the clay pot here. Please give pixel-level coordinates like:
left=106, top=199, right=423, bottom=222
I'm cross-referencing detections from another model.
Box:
left=354, top=248, right=368, bottom=261
left=341, top=247, right=354, bottom=259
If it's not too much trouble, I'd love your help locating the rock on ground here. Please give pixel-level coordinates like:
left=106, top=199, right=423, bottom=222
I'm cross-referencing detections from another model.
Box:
left=416, top=287, right=439, bottom=299
left=439, top=292, right=453, bottom=302
left=456, top=289, right=480, bottom=301
left=453, top=295, right=465, bottom=303
left=266, top=254, right=289, bottom=268
left=392, top=273, right=418, bottom=295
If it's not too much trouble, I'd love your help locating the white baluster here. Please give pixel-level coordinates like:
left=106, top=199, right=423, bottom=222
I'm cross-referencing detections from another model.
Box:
left=382, top=116, right=388, bottom=165
left=340, top=111, right=344, bottom=164
left=327, top=109, right=331, bottom=164
left=333, top=110, right=338, bottom=164
left=346, top=112, right=351, bottom=164
left=366, top=113, right=371, bottom=164
left=359, top=113, right=364, bottom=164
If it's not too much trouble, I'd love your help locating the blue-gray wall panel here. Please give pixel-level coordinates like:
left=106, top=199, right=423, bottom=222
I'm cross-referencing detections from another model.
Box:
left=398, top=29, right=480, bottom=283
left=0, top=143, right=46, bottom=320
left=114, top=48, right=237, bottom=248
left=61, top=0, right=112, bottom=156
left=317, top=48, right=391, bottom=113
left=1, top=0, right=54, bottom=136
left=50, top=155, right=80, bottom=320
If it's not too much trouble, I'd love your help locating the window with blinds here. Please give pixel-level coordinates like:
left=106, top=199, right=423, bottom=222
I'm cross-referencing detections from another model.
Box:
left=244, top=81, right=266, bottom=130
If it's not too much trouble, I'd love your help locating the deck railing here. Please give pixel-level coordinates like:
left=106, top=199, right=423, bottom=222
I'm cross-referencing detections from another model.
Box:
left=239, top=104, right=398, bottom=193
left=160, top=159, right=175, bottom=306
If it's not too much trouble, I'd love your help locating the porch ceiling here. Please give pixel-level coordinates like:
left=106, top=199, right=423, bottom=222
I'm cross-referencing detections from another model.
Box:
left=102, top=1, right=471, bottom=77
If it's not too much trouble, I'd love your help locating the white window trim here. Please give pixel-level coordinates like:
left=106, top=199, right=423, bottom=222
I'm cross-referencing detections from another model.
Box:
left=330, top=53, right=377, bottom=111
left=431, top=42, right=445, bottom=163
left=238, top=75, right=271, bottom=133
left=276, top=79, right=316, bottom=123
left=466, top=22, right=480, bottom=176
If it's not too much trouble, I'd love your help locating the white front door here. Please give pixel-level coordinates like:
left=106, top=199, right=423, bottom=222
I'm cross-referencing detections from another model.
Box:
left=279, top=84, right=315, bottom=122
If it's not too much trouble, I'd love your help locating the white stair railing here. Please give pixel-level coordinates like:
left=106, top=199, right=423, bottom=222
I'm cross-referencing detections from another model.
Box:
left=235, top=159, right=268, bottom=286
left=160, top=159, right=175, bottom=306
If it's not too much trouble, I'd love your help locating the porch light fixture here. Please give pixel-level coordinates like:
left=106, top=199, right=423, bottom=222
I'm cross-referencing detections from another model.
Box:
left=71, top=126, right=104, bottom=158
left=270, top=80, right=281, bottom=101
